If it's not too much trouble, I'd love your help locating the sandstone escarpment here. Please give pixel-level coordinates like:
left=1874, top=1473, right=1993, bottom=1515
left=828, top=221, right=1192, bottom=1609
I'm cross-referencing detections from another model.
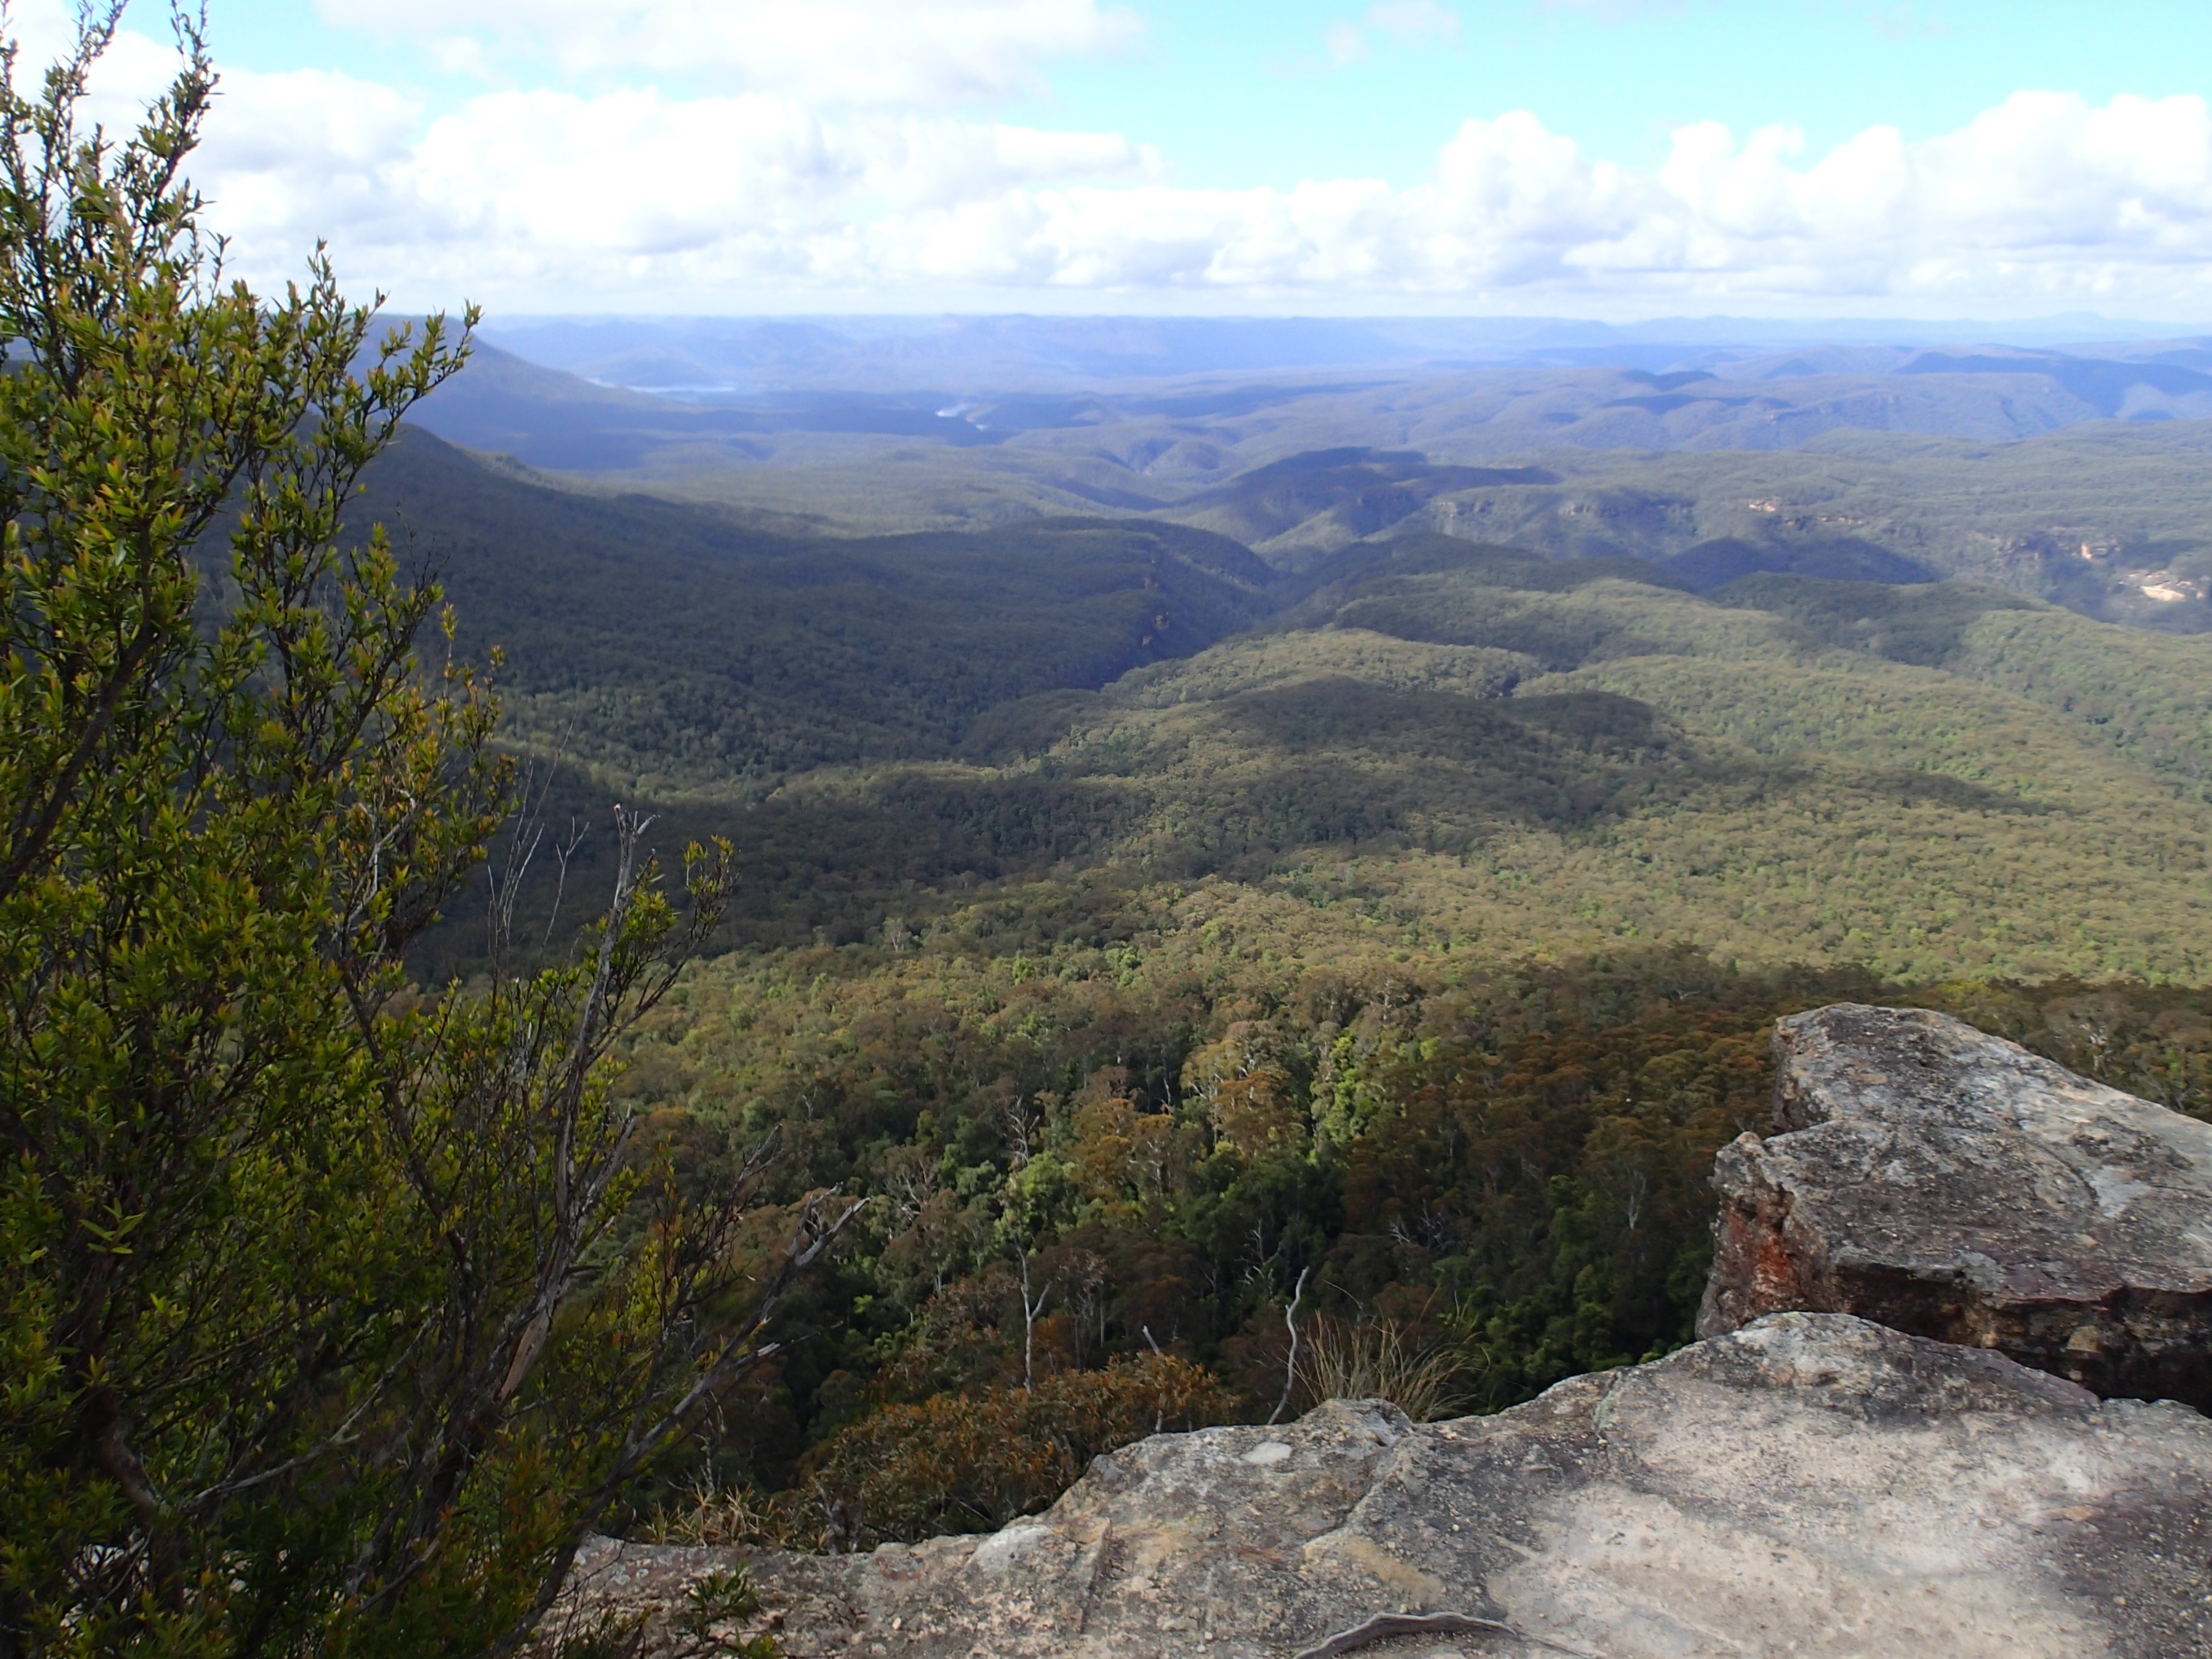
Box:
left=1699, top=1002, right=2212, bottom=1408
left=559, top=1004, right=2212, bottom=1657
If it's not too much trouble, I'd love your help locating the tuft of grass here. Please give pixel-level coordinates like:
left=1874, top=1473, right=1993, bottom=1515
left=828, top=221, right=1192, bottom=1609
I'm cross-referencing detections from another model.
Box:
left=647, top=1481, right=800, bottom=1550
left=1297, top=1316, right=1469, bottom=1423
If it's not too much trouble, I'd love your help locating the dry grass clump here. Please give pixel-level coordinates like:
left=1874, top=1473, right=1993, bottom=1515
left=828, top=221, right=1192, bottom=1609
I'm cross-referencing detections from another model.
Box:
left=647, top=1482, right=806, bottom=1550
left=1296, top=1316, right=1468, bottom=1422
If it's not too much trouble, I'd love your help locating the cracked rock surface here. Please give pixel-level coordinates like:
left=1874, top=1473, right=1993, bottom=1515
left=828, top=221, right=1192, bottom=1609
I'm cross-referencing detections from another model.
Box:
left=1699, top=1003, right=2212, bottom=1407
left=561, top=1312, right=2212, bottom=1658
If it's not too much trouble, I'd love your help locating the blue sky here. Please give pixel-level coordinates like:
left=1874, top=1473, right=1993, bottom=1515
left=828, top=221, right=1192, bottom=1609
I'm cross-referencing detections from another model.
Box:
left=55, top=0, right=2212, bottom=317
left=961, top=0, right=2212, bottom=191
left=206, top=0, right=2212, bottom=187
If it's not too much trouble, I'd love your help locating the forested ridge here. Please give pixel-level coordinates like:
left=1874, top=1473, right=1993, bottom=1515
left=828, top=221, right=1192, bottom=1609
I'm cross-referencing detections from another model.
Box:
left=360, top=444, right=2212, bottom=1553
left=418, top=520, right=2212, bottom=984
left=346, top=430, right=1273, bottom=793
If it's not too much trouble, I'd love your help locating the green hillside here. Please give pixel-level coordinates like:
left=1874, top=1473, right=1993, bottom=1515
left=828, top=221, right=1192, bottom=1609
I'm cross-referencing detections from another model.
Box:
left=700, top=570, right=2212, bottom=984
left=1713, top=574, right=2212, bottom=798
left=1142, top=432, right=2212, bottom=630
left=379, top=436, right=2212, bottom=984
left=588, top=550, right=2212, bottom=1511
left=1167, top=449, right=1554, bottom=552
left=355, top=430, right=1273, bottom=793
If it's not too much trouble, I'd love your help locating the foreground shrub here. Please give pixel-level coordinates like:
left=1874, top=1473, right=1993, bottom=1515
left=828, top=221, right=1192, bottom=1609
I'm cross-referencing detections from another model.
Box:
left=0, top=13, right=853, bottom=1655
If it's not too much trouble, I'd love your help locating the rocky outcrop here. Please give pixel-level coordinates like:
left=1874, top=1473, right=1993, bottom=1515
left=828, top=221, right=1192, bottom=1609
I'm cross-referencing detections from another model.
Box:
left=560, top=1003, right=2212, bottom=1657
left=565, top=1312, right=2212, bottom=1658
left=1699, top=1003, right=2212, bottom=1408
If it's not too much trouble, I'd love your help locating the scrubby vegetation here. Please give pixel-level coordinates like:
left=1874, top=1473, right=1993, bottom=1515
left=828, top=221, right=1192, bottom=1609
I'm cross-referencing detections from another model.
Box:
left=0, top=22, right=797, bottom=1656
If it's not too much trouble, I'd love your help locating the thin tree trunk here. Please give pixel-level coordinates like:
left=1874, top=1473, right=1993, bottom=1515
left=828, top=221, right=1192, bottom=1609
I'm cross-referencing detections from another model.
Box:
left=1019, top=1251, right=1053, bottom=1393
left=1268, top=1267, right=1311, bottom=1427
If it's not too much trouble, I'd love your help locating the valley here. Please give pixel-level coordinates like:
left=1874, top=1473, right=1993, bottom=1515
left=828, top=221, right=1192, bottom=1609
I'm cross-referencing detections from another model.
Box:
left=369, top=363, right=2212, bottom=1526
left=379, top=421, right=2212, bottom=988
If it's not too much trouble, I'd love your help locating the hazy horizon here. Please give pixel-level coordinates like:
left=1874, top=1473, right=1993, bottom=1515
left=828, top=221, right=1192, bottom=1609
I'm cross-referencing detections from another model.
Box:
left=478, top=309, right=2196, bottom=336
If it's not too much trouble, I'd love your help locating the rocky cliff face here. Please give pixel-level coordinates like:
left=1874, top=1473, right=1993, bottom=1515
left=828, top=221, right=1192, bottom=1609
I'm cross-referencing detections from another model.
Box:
left=1700, top=1003, right=2212, bottom=1408
left=559, top=1006, right=2212, bottom=1658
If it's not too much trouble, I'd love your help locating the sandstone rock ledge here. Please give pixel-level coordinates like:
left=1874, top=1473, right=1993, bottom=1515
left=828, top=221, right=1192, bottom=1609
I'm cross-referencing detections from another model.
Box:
left=1699, top=1003, right=2212, bottom=1408
left=564, top=1312, right=2212, bottom=1658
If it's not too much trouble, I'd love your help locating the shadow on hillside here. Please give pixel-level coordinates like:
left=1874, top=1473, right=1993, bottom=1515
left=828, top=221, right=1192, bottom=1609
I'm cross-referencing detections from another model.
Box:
left=411, top=678, right=2041, bottom=980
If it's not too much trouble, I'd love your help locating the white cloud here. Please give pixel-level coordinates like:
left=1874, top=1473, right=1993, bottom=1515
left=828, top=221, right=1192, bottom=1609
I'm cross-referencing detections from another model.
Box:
left=18, top=10, right=2212, bottom=316
left=188, top=66, right=1168, bottom=302
left=176, top=80, right=2212, bottom=316
left=309, top=0, right=1143, bottom=107
left=1, top=0, right=197, bottom=130
left=2, top=0, right=94, bottom=70
left=196, top=69, right=429, bottom=255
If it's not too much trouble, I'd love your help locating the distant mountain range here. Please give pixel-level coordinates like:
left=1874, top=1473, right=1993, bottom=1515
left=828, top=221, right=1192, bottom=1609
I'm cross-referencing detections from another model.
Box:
left=398, top=332, right=2212, bottom=640
left=474, top=313, right=2197, bottom=392
left=410, top=320, right=2212, bottom=492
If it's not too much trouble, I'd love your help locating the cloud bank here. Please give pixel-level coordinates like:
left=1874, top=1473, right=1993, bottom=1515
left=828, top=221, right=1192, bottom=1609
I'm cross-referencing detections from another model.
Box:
left=36, top=0, right=2212, bottom=315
